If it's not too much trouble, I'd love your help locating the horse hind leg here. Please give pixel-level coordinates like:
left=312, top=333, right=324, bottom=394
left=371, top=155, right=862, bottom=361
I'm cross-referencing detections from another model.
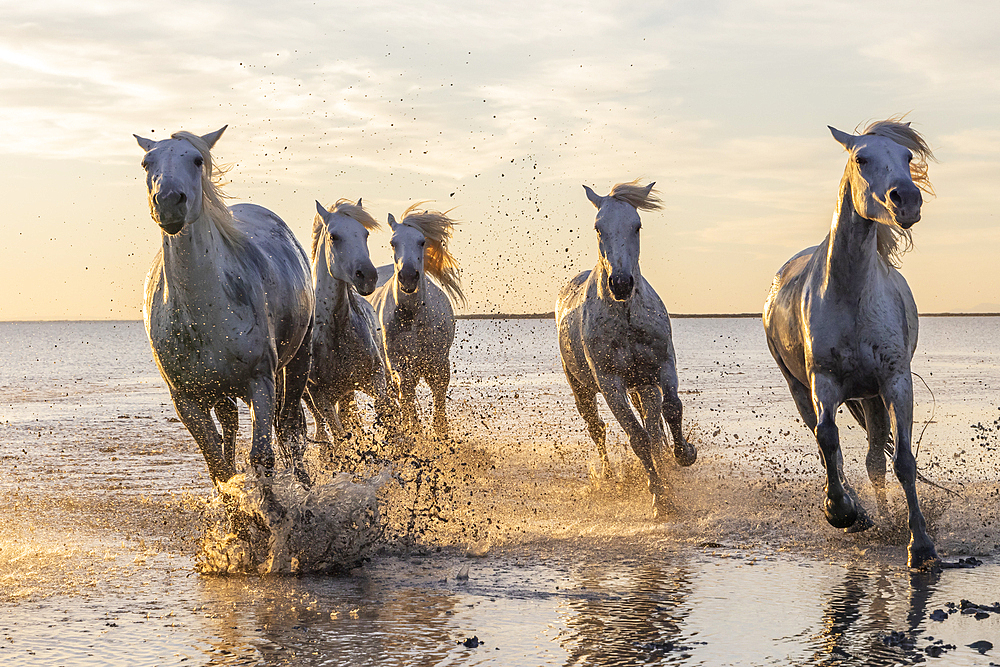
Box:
left=659, top=365, right=696, bottom=467
left=859, top=397, right=891, bottom=522
left=631, top=386, right=666, bottom=467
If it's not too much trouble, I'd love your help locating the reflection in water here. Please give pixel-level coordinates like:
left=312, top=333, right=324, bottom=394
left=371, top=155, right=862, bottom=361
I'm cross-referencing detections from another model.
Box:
left=557, top=554, right=695, bottom=666
left=192, top=570, right=465, bottom=666
left=807, top=564, right=946, bottom=666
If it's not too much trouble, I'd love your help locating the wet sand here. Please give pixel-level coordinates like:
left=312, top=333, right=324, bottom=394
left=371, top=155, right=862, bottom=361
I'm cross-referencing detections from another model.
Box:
left=1, top=318, right=999, bottom=665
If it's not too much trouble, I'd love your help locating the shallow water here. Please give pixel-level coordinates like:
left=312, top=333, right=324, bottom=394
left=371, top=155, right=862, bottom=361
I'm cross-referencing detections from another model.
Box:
left=1, top=318, right=999, bottom=666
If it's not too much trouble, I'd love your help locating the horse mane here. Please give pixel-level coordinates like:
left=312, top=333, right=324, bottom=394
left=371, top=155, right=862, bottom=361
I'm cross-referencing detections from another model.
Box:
left=170, top=131, right=244, bottom=248
left=860, top=116, right=936, bottom=267
left=399, top=202, right=466, bottom=307
left=608, top=179, right=663, bottom=211
left=311, top=199, right=380, bottom=261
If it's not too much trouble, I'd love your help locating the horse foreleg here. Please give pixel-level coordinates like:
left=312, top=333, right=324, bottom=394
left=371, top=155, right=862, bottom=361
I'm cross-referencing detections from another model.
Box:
left=247, top=375, right=278, bottom=478
left=660, top=365, right=696, bottom=467
left=303, top=385, right=328, bottom=442
left=861, top=397, right=891, bottom=520
left=565, top=369, right=609, bottom=477
left=371, top=369, right=407, bottom=456
left=884, top=377, right=938, bottom=568
left=811, top=375, right=860, bottom=530
left=394, top=362, right=420, bottom=433
left=214, top=397, right=239, bottom=475
left=426, top=358, right=450, bottom=439
left=173, top=392, right=235, bottom=485
left=597, top=374, right=668, bottom=520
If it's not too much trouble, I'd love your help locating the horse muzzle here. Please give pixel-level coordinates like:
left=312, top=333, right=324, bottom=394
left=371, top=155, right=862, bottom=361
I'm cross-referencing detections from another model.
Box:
left=608, top=273, right=635, bottom=301
left=889, top=186, right=921, bottom=229
left=157, top=219, right=186, bottom=235
left=353, top=264, right=378, bottom=296
left=398, top=267, right=420, bottom=294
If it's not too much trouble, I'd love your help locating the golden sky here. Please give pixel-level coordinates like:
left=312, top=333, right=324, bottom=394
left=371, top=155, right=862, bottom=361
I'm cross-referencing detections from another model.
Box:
left=2, top=0, right=999, bottom=319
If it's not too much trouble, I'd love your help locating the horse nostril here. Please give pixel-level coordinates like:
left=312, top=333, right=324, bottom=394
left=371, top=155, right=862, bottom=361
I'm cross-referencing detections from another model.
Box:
left=889, top=190, right=902, bottom=207
left=355, top=270, right=365, bottom=281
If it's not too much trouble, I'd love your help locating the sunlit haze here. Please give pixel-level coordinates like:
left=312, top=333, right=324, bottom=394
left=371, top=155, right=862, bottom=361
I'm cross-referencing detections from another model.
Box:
left=2, top=1, right=999, bottom=319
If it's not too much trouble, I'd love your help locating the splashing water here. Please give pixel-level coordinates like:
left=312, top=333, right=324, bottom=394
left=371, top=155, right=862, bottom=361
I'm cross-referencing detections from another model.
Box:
left=196, top=469, right=390, bottom=575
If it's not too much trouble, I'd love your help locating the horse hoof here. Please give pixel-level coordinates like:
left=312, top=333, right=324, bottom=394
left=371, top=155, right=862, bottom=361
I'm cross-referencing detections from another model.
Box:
left=824, top=495, right=858, bottom=529
left=907, top=540, right=940, bottom=569
left=844, top=509, right=875, bottom=533
left=674, top=442, right=697, bottom=467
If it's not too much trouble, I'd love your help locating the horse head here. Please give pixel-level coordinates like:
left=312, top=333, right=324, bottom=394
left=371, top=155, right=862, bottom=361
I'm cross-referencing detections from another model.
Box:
left=388, top=212, right=426, bottom=295
left=585, top=183, right=656, bottom=301
left=134, top=127, right=226, bottom=235
left=315, top=199, right=378, bottom=295
left=830, top=125, right=924, bottom=229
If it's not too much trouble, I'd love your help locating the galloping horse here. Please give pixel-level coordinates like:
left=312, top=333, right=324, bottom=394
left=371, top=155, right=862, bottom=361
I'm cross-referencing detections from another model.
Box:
left=557, top=181, right=697, bottom=520
left=763, top=118, right=937, bottom=567
left=135, top=127, right=314, bottom=488
left=306, top=199, right=399, bottom=453
left=368, top=203, right=465, bottom=437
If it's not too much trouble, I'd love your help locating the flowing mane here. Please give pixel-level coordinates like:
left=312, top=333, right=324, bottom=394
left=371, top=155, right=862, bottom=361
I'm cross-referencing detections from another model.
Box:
left=311, top=199, right=380, bottom=261
left=399, top=202, right=466, bottom=306
left=860, top=117, right=935, bottom=267
left=170, top=131, right=244, bottom=248
left=609, top=179, right=663, bottom=211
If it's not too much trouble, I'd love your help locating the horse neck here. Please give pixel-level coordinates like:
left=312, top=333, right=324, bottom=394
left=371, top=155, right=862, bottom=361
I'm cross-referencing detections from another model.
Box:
left=160, top=210, right=232, bottom=299
left=314, top=239, right=354, bottom=322
left=823, top=176, right=880, bottom=293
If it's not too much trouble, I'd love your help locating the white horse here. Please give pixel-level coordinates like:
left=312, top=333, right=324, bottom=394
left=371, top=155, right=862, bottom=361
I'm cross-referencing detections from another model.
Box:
left=557, top=181, right=697, bottom=520
left=763, top=118, right=937, bottom=567
left=135, top=126, right=315, bottom=488
left=368, top=203, right=465, bottom=437
left=306, top=198, right=400, bottom=454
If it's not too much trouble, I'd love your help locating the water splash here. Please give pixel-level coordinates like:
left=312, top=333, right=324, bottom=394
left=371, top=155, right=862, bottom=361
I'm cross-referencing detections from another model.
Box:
left=196, top=469, right=390, bottom=575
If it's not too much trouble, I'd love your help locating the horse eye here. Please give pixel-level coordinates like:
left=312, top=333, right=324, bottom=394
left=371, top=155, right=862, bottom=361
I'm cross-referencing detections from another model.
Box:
left=141, top=159, right=149, bottom=170
left=419, top=240, right=425, bottom=247
left=194, top=156, right=204, bottom=168
left=329, top=234, right=340, bottom=243
left=907, top=154, right=913, bottom=163
left=855, top=156, right=867, bottom=166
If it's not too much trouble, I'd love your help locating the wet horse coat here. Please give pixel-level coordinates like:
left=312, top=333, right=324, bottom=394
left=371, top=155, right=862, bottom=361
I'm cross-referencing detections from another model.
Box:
left=763, top=119, right=938, bottom=567
left=136, top=127, right=314, bottom=486
left=368, top=204, right=464, bottom=437
left=557, top=181, right=696, bottom=519
left=306, top=199, right=399, bottom=451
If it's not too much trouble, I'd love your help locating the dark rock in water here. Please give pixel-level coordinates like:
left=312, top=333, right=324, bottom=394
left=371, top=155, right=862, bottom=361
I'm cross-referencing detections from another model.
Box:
left=976, top=612, right=991, bottom=620
left=881, top=630, right=916, bottom=649
left=969, top=640, right=993, bottom=654
left=462, top=636, right=481, bottom=648
left=929, top=609, right=948, bottom=622
left=959, top=556, right=984, bottom=567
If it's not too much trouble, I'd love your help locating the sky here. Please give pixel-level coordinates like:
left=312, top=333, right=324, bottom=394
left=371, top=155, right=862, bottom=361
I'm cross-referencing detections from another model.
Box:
left=1, top=0, right=999, bottom=320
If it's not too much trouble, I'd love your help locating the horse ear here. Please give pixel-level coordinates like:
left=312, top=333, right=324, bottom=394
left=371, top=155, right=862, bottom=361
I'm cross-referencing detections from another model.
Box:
left=357, top=197, right=363, bottom=207
left=387, top=213, right=398, bottom=230
left=829, top=126, right=855, bottom=150
left=200, top=126, right=227, bottom=149
left=134, top=135, right=156, bottom=152
left=644, top=182, right=656, bottom=197
left=315, top=200, right=330, bottom=221
left=583, top=185, right=603, bottom=208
